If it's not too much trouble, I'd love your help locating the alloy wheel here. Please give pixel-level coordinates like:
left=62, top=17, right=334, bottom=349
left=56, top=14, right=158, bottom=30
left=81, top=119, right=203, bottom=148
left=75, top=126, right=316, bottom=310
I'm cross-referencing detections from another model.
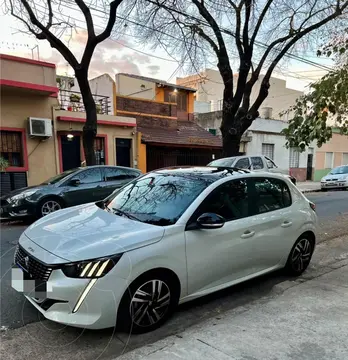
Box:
left=130, top=280, right=171, bottom=328
left=41, top=200, right=61, bottom=216
left=291, top=238, right=312, bottom=272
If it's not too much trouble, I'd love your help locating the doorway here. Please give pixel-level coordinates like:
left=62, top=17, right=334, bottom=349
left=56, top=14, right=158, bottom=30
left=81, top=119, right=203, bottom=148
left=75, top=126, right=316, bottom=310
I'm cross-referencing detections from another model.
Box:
left=61, top=135, right=81, bottom=171
left=116, top=138, right=132, bottom=167
left=306, top=151, right=314, bottom=180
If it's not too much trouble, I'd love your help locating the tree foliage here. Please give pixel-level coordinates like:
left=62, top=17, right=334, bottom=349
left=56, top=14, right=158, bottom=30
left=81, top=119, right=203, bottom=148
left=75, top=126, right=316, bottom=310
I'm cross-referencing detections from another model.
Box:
left=283, top=30, right=348, bottom=150
left=131, top=0, right=348, bottom=155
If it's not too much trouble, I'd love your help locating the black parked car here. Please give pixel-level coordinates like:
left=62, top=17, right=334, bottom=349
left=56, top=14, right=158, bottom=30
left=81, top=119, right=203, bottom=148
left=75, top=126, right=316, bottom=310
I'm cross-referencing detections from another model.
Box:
left=0, top=166, right=142, bottom=219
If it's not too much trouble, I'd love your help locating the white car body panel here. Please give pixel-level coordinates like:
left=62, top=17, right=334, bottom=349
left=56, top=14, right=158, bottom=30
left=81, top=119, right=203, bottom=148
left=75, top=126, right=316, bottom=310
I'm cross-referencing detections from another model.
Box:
left=13, top=171, right=318, bottom=329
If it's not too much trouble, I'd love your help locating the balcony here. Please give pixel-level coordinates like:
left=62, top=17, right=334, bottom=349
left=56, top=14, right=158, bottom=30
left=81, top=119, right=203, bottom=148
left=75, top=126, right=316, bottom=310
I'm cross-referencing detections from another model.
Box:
left=58, top=90, right=111, bottom=115
left=0, top=54, right=58, bottom=96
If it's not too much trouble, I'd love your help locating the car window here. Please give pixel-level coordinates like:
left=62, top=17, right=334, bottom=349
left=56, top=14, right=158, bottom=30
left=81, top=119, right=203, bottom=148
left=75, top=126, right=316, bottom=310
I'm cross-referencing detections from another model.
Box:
left=197, top=179, right=249, bottom=221
left=250, top=177, right=291, bottom=215
left=104, top=167, right=139, bottom=181
left=74, top=168, right=102, bottom=184
left=329, top=166, right=348, bottom=175
left=251, top=157, right=264, bottom=170
left=208, top=158, right=236, bottom=167
left=265, top=156, right=277, bottom=169
left=107, top=173, right=213, bottom=226
left=235, top=157, right=250, bottom=169
left=41, top=168, right=78, bottom=185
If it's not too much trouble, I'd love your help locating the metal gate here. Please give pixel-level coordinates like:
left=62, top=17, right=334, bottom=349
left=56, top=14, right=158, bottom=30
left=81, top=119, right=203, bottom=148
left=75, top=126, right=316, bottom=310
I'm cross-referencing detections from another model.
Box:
left=0, top=172, right=27, bottom=196
left=146, top=146, right=223, bottom=171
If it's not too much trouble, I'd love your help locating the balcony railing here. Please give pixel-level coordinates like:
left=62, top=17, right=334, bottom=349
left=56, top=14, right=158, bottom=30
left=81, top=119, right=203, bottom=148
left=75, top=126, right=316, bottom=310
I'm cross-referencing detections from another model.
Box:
left=58, top=90, right=111, bottom=115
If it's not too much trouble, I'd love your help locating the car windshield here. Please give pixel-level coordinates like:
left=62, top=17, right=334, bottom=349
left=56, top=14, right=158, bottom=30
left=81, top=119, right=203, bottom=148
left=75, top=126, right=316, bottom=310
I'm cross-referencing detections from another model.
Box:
left=329, top=166, right=348, bottom=175
left=208, top=158, right=236, bottom=167
left=106, top=172, right=213, bottom=226
left=41, top=168, right=78, bottom=185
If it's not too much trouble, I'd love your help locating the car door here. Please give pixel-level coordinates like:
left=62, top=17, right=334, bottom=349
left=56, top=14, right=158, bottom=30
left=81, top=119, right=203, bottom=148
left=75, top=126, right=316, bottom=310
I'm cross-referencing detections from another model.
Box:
left=62, top=168, right=103, bottom=206
left=100, top=167, right=139, bottom=199
left=185, top=178, right=260, bottom=295
left=245, top=176, right=294, bottom=270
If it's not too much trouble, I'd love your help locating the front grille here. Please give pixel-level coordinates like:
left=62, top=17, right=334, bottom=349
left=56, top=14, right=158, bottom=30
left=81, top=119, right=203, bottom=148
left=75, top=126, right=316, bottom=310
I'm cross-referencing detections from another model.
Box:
left=14, top=245, right=53, bottom=281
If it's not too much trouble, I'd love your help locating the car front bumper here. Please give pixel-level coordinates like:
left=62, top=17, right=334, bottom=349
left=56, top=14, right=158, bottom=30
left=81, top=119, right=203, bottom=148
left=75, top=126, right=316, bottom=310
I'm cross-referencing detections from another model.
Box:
left=11, top=247, right=129, bottom=329
left=1, top=199, right=37, bottom=219
left=321, top=180, right=348, bottom=189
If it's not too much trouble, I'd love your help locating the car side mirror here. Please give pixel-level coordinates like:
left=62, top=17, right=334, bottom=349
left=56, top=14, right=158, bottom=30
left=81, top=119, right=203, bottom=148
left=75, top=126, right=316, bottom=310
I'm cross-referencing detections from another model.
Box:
left=196, top=212, right=225, bottom=229
left=70, top=178, right=81, bottom=186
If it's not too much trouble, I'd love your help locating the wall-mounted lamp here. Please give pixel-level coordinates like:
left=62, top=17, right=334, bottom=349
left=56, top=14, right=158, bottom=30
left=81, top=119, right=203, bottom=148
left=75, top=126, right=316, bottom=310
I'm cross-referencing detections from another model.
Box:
left=67, top=133, right=74, bottom=140
left=173, top=88, right=178, bottom=93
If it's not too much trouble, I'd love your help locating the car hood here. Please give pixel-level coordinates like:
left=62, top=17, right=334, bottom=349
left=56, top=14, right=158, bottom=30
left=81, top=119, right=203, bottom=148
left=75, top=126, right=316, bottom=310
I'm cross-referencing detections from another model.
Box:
left=322, top=173, right=348, bottom=181
left=22, top=203, right=165, bottom=262
left=1, top=184, right=49, bottom=200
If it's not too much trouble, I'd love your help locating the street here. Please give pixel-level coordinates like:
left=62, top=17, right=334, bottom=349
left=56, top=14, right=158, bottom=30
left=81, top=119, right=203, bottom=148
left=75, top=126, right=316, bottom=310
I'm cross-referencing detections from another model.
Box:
left=1, top=191, right=348, bottom=360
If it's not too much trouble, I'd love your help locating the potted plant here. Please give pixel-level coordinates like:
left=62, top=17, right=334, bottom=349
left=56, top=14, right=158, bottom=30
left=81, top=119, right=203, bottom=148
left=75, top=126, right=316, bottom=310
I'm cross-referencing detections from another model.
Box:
left=0, top=156, right=9, bottom=172
left=70, top=93, right=81, bottom=103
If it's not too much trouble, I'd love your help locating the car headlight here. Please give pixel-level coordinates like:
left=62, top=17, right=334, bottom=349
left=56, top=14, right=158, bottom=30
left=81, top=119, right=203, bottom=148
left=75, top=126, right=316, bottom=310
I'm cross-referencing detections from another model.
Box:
left=10, top=189, right=38, bottom=202
left=61, top=254, right=122, bottom=278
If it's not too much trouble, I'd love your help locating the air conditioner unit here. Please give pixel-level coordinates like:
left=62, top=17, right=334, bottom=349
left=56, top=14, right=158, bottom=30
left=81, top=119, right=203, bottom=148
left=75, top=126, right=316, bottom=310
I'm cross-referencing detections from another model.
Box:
left=28, top=117, right=53, bottom=137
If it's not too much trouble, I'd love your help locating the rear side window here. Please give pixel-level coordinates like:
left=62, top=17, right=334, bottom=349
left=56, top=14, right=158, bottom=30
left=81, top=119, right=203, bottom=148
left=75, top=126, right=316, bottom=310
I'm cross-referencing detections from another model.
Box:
left=250, top=177, right=291, bottom=214
left=235, top=157, right=250, bottom=169
left=104, top=167, right=139, bottom=181
left=251, top=157, right=264, bottom=170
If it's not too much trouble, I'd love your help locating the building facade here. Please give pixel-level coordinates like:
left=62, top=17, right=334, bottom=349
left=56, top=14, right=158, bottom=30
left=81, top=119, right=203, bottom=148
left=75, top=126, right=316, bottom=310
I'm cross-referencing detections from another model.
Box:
left=314, top=130, right=348, bottom=181
left=0, top=54, right=137, bottom=194
left=195, top=111, right=315, bottom=181
left=114, top=74, right=222, bottom=172
left=177, top=69, right=303, bottom=121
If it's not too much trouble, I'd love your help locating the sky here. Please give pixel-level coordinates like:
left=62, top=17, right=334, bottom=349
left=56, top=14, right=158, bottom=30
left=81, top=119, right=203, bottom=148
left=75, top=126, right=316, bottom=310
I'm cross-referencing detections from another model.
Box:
left=0, top=6, right=333, bottom=94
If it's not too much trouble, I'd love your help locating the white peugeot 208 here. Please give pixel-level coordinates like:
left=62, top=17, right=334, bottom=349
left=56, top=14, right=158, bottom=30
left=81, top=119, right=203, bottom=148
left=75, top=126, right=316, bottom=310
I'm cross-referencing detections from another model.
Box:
left=12, top=167, right=317, bottom=333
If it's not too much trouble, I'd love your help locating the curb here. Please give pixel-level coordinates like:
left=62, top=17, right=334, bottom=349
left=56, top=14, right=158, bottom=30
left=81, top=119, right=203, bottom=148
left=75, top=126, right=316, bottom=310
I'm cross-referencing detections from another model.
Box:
left=300, top=189, right=322, bottom=194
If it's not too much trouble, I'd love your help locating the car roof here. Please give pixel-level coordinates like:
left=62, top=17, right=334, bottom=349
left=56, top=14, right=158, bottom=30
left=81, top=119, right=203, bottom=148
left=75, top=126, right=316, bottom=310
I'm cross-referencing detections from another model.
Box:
left=151, top=166, right=291, bottom=183
left=76, top=165, right=141, bottom=172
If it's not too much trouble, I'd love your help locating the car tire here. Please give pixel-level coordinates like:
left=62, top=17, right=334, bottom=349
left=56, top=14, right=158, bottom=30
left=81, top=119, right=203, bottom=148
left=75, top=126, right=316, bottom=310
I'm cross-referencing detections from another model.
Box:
left=117, top=271, right=180, bottom=334
left=38, top=198, right=64, bottom=218
left=285, top=235, right=314, bottom=276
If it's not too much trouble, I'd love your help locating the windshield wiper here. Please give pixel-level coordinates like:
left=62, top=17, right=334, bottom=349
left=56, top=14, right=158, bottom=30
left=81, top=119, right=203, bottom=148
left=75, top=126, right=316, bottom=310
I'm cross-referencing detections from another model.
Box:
left=111, top=208, right=141, bottom=222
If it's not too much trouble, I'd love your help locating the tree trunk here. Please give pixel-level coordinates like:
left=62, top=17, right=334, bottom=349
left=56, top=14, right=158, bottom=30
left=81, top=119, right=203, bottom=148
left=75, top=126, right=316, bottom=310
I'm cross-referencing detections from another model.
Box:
left=76, top=70, right=97, bottom=166
left=220, top=96, right=258, bottom=157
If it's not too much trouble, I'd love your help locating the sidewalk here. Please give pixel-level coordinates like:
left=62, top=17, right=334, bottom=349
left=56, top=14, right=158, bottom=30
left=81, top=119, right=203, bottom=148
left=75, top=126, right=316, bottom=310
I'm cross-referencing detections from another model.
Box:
left=117, top=264, right=348, bottom=359
left=297, top=181, right=321, bottom=193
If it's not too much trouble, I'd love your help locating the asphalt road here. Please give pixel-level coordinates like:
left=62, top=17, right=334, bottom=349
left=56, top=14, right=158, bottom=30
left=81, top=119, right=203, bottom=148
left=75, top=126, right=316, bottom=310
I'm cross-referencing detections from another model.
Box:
left=1, top=191, right=348, bottom=332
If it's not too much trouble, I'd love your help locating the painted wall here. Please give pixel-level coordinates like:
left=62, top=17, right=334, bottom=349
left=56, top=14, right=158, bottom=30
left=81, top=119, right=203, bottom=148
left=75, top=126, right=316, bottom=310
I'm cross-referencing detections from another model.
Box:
left=115, top=74, right=156, bottom=100
left=180, top=69, right=302, bottom=119
left=1, top=91, right=58, bottom=186
left=0, top=55, right=56, bottom=88
left=314, top=132, right=348, bottom=181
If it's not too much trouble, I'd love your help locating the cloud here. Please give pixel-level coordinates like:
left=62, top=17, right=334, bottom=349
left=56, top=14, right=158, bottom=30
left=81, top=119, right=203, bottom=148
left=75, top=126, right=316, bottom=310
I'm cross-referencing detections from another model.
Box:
left=147, top=65, right=160, bottom=75
left=39, top=30, right=154, bottom=78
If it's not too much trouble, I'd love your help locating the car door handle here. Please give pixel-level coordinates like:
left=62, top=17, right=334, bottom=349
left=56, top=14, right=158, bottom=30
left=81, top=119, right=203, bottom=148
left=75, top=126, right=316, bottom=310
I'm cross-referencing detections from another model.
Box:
left=281, top=221, right=293, bottom=228
left=241, top=230, right=255, bottom=239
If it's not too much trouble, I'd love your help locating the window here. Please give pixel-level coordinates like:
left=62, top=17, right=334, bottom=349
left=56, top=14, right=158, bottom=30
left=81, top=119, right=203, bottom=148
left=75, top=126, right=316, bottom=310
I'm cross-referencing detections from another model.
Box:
left=198, top=179, right=248, bottom=221
left=289, top=147, right=300, bottom=168
left=325, top=152, right=334, bottom=169
left=262, top=143, right=275, bottom=160
left=165, top=90, right=187, bottom=111
left=342, top=153, right=348, bottom=165
left=265, top=156, right=277, bottom=169
left=251, top=157, right=264, bottom=170
left=94, top=137, right=105, bottom=165
left=250, top=178, right=291, bottom=215
left=209, top=157, right=236, bottom=167
left=74, top=168, right=102, bottom=184
left=235, top=157, right=250, bottom=169
left=104, top=167, right=139, bottom=181
left=107, top=173, right=212, bottom=226
left=0, top=131, right=23, bottom=167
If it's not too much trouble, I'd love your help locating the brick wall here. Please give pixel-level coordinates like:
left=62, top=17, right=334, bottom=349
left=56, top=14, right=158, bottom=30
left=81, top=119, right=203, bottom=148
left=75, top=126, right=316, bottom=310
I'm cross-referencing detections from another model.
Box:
left=117, top=96, right=177, bottom=117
